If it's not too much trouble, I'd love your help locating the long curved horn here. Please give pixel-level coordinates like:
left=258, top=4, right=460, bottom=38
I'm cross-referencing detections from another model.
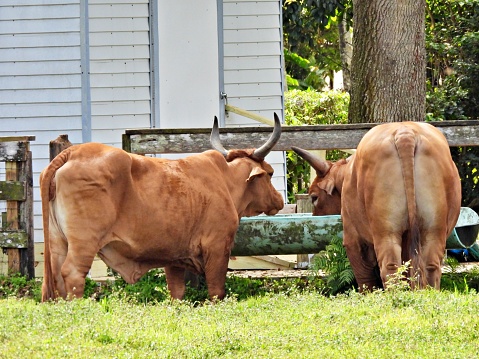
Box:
left=252, top=113, right=282, bottom=160
left=291, top=146, right=331, bottom=177
left=210, top=116, right=228, bottom=156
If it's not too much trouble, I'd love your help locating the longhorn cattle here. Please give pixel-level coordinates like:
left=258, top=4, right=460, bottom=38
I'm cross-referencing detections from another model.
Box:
left=40, top=114, right=284, bottom=301
left=292, top=121, right=461, bottom=291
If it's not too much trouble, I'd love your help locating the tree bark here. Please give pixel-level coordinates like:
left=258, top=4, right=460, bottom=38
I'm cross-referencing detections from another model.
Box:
left=349, top=0, right=426, bottom=123
left=338, top=19, right=353, bottom=92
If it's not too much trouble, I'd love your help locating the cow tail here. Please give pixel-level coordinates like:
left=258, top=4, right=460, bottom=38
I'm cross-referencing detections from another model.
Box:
left=40, top=148, right=72, bottom=301
left=394, top=128, right=425, bottom=288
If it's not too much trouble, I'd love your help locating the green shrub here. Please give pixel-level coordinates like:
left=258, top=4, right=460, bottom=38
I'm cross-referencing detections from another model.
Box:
left=425, top=77, right=468, bottom=121
left=285, top=89, right=349, bottom=126
left=309, top=235, right=356, bottom=295
left=0, top=273, right=41, bottom=301
left=104, top=269, right=326, bottom=304
left=1, top=265, right=479, bottom=304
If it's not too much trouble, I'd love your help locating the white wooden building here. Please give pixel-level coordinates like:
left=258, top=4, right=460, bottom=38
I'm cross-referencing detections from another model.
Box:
left=0, top=0, right=286, bottom=274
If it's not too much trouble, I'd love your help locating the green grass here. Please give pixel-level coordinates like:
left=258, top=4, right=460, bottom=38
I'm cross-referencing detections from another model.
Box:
left=1, top=267, right=479, bottom=358
left=1, top=289, right=479, bottom=358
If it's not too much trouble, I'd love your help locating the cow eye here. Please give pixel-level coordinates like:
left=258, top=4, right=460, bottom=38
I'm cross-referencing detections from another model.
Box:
left=311, top=195, right=318, bottom=204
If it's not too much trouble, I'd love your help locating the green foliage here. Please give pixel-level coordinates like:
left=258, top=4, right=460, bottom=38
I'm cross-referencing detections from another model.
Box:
left=285, top=89, right=349, bottom=202
left=425, top=0, right=478, bottom=121
left=442, top=257, right=479, bottom=292
left=0, top=273, right=40, bottom=301
left=309, top=235, right=356, bottom=295
left=285, top=89, right=349, bottom=125
left=425, top=77, right=468, bottom=121
left=2, top=262, right=479, bottom=308
left=284, top=49, right=329, bottom=90
left=426, top=0, right=479, bottom=119
left=103, top=269, right=326, bottom=304
left=282, top=0, right=350, bottom=90
left=102, top=269, right=170, bottom=304
left=423, top=0, right=479, bottom=207
left=450, top=146, right=479, bottom=206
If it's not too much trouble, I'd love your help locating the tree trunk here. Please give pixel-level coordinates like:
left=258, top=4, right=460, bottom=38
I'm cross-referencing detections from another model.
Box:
left=338, top=19, right=353, bottom=92
left=349, top=0, right=426, bottom=123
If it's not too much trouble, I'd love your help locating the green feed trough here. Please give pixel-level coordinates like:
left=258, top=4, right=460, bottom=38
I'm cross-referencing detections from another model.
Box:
left=232, top=207, right=479, bottom=257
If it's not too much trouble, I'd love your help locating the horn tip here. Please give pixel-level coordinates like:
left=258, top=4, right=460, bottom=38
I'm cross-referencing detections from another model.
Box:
left=273, top=113, right=281, bottom=127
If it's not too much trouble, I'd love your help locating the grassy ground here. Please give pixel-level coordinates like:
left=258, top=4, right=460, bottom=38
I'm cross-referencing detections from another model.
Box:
left=1, top=287, right=479, bottom=358
left=1, top=265, right=478, bottom=358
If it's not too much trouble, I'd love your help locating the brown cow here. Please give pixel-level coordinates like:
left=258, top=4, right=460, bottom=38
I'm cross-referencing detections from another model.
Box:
left=292, top=121, right=461, bottom=291
left=40, top=115, right=284, bottom=301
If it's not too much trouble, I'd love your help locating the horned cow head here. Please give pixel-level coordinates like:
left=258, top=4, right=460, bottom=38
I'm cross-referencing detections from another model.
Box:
left=209, top=113, right=284, bottom=217
left=291, top=147, right=345, bottom=216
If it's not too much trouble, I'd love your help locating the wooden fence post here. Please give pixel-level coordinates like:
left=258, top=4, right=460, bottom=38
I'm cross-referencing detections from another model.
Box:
left=295, top=194, right=314, bottom=269
left=0, top=136, right=35, bottom=278
left=50, top=134, right=72, bottom=161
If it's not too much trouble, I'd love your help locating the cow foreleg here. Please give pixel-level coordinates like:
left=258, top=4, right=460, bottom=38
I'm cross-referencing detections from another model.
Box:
left=164, top=265, right=186, bottom=300
left=204, top=255, right=229, bottom=301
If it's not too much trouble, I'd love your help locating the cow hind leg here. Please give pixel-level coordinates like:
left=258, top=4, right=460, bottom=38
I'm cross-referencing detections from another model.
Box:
left=164, top=266, right=187, bottom=300
left=61, top=243, right=97, bottom=300
left=373, top=236, right=403, bottom=288
left=421, top=231, right=447, bottom=289
left=344, top=240, right=382, bottom=292
left=342, top=225, right=382, bottom=292
left=51, top=251, right=68, bottom=299
left=46, top=226, right=69, bottom=299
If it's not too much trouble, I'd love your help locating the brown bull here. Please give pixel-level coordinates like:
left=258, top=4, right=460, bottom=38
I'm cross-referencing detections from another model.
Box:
left=40, top=115, right=284, bottom=301
left=292, top=121, right=461, bottom=290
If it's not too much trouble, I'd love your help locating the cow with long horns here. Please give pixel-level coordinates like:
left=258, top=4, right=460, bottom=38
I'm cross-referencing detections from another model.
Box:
left=40, top=114, right=284, bottom=301
left=292, top=121, right=461, bottom=290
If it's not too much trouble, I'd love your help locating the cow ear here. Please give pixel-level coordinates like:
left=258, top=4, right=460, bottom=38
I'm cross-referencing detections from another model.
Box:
left=247, top=167, right=266, bottom=183
left=318, top=179, right=335, bottom=195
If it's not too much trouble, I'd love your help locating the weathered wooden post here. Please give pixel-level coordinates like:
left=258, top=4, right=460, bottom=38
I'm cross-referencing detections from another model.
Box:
left=49, top=134, right=72, bottom=161
left=295, top=194, right=314, bottom=268
left=0, top=136, right=35, bottom=278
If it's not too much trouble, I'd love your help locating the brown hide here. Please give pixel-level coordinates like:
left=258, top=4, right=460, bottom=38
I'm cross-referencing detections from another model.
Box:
left=292, top=122, right=461, bottom=291
left=41, top=131, right=284, bottom=302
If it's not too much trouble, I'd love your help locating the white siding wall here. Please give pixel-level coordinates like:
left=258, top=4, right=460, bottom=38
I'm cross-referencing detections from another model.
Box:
left=223, top=0, right=286, bottom=198
left=0, top=0, right=83, bottom=243
left=223, top=0, right=283, bottom=126
left=158, top=0, right=220, bottom=129
left=89, top=0, right=151, bottom=145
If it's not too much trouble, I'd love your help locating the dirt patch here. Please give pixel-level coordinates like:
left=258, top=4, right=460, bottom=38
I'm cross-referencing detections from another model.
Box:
left=227, top=268, right=321, bottom=279
left=227, top=262, right=479, bottom=279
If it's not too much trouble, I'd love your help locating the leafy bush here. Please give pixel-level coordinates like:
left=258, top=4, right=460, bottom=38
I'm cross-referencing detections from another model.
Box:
left=425, top=77, right=468, bottom=121
left=0, top=265, right=479, bottom=304
left=450, top=146, right=479, bottom=207
left=104, top=269, right=327, bottom=304
left=425, top=0, right=479, bottom=208
left=0, top=273, right=41, bottom=301
left=285, top=89, right=349, bottom=126
left=309, top=235, right=356, bottom=295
